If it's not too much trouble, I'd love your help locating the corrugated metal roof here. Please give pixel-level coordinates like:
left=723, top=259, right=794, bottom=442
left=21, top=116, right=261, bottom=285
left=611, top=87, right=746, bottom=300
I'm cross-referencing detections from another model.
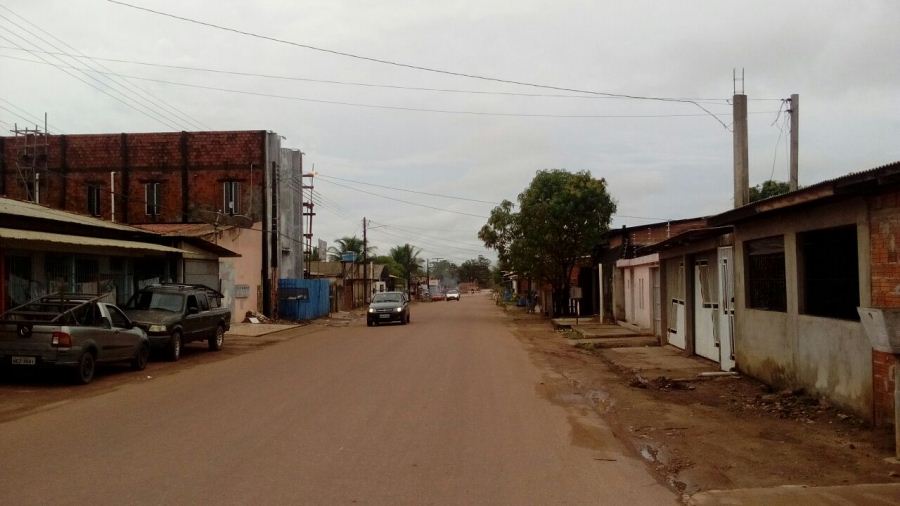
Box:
left=0, top=227, right=183, bottom=253
left=0, top=197, right=151, bottom=234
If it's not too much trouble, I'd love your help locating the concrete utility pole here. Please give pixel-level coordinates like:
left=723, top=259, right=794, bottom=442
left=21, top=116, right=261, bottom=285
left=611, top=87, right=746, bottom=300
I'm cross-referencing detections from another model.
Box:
left=788, top=93, right=799, bottom=191
left=733, top=94, right=749, bottom=207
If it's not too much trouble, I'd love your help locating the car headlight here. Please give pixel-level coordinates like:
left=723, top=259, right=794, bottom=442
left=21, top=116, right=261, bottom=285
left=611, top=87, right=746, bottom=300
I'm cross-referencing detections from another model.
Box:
left=148, top=324, right=167, bottom=333
left=368, top=307, right=375, bottom=313
left=395, top=307, right=403, bottom=313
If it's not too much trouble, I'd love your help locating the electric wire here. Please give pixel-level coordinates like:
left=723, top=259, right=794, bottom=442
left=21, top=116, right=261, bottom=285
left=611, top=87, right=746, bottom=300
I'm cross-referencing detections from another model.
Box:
left=0, top=45, right=749, bottom=105
left=317, top=174, right=500, bottom=205
left=317, top=178, right=489, bottom=219
left=0, top=98, right=64, bottom=133
left=0, top=23, right=183, bottom=130
left=106, top=0, right=734, bottom=128
left=0, top=5, right=210, bottom=131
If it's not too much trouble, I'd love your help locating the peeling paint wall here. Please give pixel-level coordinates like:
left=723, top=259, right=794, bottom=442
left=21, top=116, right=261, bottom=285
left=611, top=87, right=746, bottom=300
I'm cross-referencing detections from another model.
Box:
left=215, top=224, right=264, bottom=323
left=732, top=197, right=873, bottom=418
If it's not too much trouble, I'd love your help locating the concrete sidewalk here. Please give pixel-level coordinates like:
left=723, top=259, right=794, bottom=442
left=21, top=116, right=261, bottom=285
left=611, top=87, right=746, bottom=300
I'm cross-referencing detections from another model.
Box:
left=598, top=344, right=717, bottom=378
left=688, top=483, right=900, bottom=505
left=226, top=322, right=304, bottom=337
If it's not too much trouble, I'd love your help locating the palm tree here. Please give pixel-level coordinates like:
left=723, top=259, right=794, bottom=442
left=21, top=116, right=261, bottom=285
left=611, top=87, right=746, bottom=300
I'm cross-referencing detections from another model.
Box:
left=327, top=236, right=375, bottom=262
left=389, top=243, right=423, bottom=294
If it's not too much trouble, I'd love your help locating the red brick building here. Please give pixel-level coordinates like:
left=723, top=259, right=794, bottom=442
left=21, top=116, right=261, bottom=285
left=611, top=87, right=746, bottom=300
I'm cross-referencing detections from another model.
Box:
left=0, top=130, right=306, bottom=317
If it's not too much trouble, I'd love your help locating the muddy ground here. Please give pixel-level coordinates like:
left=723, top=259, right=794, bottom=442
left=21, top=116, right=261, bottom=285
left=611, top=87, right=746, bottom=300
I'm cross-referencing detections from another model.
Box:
left=507, top=311, right=900, bottom=497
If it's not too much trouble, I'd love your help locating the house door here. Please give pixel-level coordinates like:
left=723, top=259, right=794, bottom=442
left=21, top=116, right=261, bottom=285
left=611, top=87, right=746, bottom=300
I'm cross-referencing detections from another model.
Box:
left=694, top=260, right=720, bottom=363
left=651, top=267, right=661, bottom=337
left=717, top=247, right=736, bottom=371
left=667, top=262, right=686, bottom=349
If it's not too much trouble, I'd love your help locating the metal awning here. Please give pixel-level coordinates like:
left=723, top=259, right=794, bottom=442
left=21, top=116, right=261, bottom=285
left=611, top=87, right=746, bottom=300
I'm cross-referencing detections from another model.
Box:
left=0, top=227, right=184, bottom=254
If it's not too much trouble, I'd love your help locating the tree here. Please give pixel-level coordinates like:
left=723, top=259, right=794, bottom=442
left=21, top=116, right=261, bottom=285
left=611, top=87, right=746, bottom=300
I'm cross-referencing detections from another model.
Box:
left=389, top=243, right=423, bottom=293
left=479, top=169, right=616, bottom=316
left=429, top=259, right=459, bottom=285
left=327, top=236, right=375, bottom=262
left=458, top=255, right=492, bottom=287
left=749, top=180, right=791, bottom=202
left=372, top=254, right=403, bottom=278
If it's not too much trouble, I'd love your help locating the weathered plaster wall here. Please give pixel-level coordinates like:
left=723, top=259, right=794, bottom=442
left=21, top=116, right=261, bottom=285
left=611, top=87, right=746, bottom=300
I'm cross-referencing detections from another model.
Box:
left=732, top=197, right=873, bottom=418
left=215, top=224, right=263, bottom=323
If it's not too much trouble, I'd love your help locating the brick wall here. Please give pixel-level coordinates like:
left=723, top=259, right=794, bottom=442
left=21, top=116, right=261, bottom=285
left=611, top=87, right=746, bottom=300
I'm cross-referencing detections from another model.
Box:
left=869, top=187, right=900, bottom=426
left=0, top=131, right=267, bottom=225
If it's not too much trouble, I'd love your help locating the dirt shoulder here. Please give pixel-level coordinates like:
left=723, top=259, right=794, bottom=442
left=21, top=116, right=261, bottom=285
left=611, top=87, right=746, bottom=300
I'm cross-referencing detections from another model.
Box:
left=506, top=309, right=900, bottom=497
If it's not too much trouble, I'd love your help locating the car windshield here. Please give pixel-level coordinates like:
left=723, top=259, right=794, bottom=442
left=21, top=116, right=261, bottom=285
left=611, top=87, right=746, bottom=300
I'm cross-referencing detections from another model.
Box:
left=372, top=293, right=402, bottom=303
left=125, top=291, right=184, bottom=312
left=448, top=290, right=459, bottom=294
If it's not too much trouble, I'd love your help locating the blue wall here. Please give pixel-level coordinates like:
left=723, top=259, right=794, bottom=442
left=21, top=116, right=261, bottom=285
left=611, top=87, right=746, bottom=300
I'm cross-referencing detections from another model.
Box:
left=278, top=279, right=330, bottom=320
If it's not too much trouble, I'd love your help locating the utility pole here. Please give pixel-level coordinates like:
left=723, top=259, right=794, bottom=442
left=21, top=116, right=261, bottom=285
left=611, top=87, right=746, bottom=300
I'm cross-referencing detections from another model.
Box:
left=732, top=68, right=749, bottom=208
left=363, top=217, right=369, bottom=303
left=788, top=93, right=799, bottom=191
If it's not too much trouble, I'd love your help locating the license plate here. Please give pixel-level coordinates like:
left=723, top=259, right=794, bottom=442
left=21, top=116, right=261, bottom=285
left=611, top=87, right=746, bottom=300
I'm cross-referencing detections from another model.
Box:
left=12, top=356, right=36, bottom=365
left=379, top=314, right=390, bottom=319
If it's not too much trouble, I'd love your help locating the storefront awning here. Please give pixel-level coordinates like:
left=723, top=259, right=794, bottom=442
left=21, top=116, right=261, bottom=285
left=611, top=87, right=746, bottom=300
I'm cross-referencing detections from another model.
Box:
left=0, top=227, right=184, bottom=254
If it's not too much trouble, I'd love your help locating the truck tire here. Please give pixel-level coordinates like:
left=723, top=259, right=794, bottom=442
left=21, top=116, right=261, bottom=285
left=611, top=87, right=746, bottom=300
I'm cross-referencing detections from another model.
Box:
left=167, top=331, right=182, bottom=362
left=131, top=343, right=149, bottom=371
left=73, top=350, right=96, bottom=384
left=208, top=324, right=224, bottom=351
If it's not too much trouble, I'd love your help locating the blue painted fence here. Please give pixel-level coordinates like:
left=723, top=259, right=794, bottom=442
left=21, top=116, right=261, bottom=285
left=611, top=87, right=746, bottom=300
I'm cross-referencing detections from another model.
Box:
left=278, top=278, right=331, bottom=321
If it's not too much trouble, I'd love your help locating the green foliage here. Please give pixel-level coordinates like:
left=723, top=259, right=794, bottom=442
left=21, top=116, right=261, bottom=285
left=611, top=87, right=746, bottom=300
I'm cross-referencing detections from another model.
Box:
left=389, top=243, right=423, bottom=288
left=327, top=236, right=375, bottom=262
left=749, top=180, right=791, bottom=202
left=458, top=255, right=492, bottom=287
left=428, top=259, right=459, bottom=284
left=372, top=255, right=403, bottom=278
left=479, top=169, right=616, bottom=314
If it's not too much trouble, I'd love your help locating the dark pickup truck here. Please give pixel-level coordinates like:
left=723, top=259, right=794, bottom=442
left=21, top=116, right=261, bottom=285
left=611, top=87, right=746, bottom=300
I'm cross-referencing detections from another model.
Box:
left=123, top=284, right=230, bottom=361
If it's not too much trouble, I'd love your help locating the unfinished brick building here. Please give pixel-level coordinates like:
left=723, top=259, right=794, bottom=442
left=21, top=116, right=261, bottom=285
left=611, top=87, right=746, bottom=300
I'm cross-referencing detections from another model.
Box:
left=0, top=130, right=306, bottom=317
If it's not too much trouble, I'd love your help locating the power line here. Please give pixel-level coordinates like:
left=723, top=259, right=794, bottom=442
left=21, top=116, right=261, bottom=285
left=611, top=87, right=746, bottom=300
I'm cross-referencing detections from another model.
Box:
left=317, top=178, right=489, bottom=219
left=0, top=29, right=182, bottom=131
left=1, top=54, right=773, bottom=120
left=0, top=5, right=209, bottom=131
left=0, top=98, right=64, bottom=133
left=0, top=46, right=748, bottom=105
left=317, top=174, right=500, bottom=205
left=107, top=0, right=731, bottom=128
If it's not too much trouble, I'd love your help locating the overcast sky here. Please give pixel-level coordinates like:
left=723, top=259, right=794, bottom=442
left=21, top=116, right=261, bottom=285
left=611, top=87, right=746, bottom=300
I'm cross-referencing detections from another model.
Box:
left=1, top=0, right=898, bottom=265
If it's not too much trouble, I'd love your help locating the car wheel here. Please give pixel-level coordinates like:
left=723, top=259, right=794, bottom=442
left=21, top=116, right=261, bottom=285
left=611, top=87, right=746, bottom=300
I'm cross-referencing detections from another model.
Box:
left=167, top=331, right=182, bottom=362
left=73, top=351, right=96, bottom=384
left=131, top=343, right=149, bottom=371
left=208, top=324, right=225, bottom=351
left=407, top=313, right=411, bottom=324
left=367, top=320, right=373, bottom=327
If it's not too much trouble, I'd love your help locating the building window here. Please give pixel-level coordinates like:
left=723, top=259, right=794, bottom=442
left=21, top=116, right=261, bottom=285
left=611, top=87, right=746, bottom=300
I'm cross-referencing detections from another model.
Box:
left=799, top=225, right=859, bottom=320
left=87, top=185, right=101, bottom=216
left=145, top=183, right=160, bottom=216
left=745, top=236, right=786, bottom=312
left=223, top=181, right=240, bottom=215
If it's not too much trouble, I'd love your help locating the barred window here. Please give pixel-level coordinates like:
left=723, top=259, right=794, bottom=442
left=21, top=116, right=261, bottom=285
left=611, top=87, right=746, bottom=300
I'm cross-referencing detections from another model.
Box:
left=223, top=181, right=240, bottom=215
left=87, top=185, right=101, bottom=216
left=745, top=236, right=786, bottom=312
left=145, top=182, right=160, bottom=216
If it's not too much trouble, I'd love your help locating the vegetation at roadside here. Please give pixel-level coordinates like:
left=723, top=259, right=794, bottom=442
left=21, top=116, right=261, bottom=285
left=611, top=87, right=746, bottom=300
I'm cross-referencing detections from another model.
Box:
left=478, top=169, right=616, bottom=316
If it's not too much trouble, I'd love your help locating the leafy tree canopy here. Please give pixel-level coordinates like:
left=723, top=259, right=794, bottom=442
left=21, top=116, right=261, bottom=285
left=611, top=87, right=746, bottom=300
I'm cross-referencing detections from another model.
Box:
left=749, top=180, right=791, bottom=202
left=389, top=243, right=423, bottom=288
left=479, top=169, right=616, bottom=315
left=458, top=255, right=492, bottom=287
left=327, top=236, right=375, bottom=262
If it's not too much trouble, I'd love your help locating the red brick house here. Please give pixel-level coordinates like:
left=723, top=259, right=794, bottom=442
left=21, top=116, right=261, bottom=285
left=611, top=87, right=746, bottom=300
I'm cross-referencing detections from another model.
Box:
left=0, top=130, right=306, bottom=318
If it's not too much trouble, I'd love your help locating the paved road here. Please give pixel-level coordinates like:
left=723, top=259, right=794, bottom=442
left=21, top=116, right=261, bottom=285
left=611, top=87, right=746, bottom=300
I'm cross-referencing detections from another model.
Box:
left=0, top=293, right=673, bottom=505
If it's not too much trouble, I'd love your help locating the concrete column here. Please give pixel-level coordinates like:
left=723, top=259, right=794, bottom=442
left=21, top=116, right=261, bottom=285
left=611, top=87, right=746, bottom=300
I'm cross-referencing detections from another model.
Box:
left=789, top=94, right=799, bottom=191
left=733, top=94, right=749, bottom=208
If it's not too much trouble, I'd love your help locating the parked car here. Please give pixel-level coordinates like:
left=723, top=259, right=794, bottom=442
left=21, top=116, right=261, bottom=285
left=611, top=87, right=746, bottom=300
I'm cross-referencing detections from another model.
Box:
left=123, top=284, right=230, bottom=361
left=431, top=291, right=446, bottom=302
left=367, top=291, right=410, bottom=326
left=446, top=289, right=460, bottom=301
left=0, top=293, right=149, bottom=384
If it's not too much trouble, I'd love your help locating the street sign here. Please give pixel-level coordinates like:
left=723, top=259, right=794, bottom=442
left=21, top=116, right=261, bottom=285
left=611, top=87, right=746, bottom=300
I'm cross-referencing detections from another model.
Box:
left=341, top=251, right=357, bottom=263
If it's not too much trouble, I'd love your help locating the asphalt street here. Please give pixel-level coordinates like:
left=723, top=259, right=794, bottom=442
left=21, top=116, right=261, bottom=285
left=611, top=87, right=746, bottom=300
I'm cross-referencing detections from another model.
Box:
left=0, top=293, right=673, bottom=505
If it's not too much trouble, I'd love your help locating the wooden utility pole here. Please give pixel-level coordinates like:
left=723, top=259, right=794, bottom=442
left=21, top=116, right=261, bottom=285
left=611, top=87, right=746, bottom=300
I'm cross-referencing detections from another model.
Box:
left=363, top=217, right=369, bottom=303
left=789, top=94, right=799, bottom=191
